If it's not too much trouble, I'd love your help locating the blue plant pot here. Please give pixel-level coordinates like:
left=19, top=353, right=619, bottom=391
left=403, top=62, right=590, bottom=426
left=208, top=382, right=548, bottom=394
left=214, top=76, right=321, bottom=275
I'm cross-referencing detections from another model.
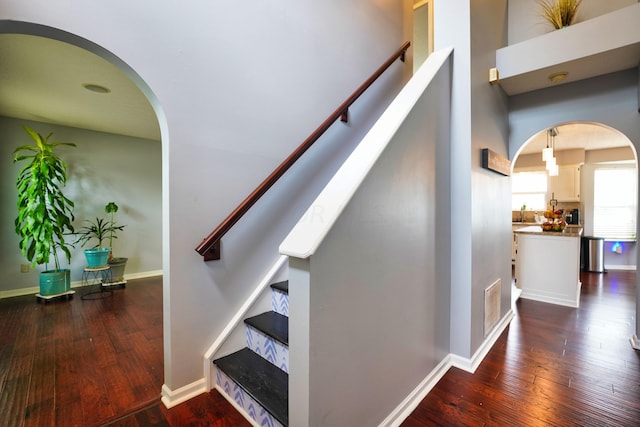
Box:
left=84, top=248, right=111, bottom=267
left=40, top=269, right=71, bottom=296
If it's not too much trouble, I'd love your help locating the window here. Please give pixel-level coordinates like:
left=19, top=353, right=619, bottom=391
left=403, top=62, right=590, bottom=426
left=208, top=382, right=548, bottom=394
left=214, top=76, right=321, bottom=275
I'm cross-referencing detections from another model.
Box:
left=512, top=171, right=547, bottom=211
left=593, top=166, right=637, bottom=240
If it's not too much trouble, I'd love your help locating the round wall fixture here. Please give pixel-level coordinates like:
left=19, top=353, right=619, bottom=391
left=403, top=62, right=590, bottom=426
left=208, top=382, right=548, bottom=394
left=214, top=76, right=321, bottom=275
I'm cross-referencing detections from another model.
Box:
left=548, top=72, right=568, bottom=84
left=82, top=83, right=111, bottom=93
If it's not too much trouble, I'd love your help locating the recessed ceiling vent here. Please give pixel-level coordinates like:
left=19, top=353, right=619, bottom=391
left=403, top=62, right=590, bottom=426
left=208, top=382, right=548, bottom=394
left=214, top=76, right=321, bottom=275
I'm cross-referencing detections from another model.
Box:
left=82, top=83, right=111, bottom=94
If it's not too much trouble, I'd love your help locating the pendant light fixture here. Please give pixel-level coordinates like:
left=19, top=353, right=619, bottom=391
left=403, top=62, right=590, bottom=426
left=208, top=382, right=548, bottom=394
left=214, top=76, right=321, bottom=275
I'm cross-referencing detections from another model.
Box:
left=545, top=127, right=559, bottom=176
left=542, top=130, right=554, bottom=162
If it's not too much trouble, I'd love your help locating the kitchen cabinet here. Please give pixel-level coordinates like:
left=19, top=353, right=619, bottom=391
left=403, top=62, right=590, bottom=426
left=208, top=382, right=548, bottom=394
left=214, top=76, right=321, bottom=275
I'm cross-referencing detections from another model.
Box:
left=514, top=226, right=582, bottom=307
left=512, top=224, right=528, bottom=264
left=549, top=164, right=580, bottom=202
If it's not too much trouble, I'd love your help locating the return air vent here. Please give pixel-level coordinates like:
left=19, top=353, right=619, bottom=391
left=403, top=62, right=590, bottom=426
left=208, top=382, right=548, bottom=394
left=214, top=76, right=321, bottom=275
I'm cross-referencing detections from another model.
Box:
left=484, top=279, right=501, bottom=337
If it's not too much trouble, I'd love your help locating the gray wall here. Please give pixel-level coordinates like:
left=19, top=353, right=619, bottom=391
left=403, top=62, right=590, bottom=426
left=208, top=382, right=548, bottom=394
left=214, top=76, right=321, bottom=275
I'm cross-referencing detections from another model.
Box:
left=290, top=56, right=451, bottom=426
left=509, top=70, right=640, bottom=159
left=0, top=116, right=162, bottom=294
left=0, top=0, right=409, bottom=390
left=435, top=0, right=511, bottom=359
left=507, top=0, right=637, bottom=45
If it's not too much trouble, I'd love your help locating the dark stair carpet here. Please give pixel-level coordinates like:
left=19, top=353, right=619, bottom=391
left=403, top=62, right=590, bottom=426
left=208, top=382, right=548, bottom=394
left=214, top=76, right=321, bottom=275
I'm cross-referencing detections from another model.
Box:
left=270, top=280, right=289, bottom=294
left=214, top=348, right=288, bottom=426
left=244, top=311, right=288, bottom=345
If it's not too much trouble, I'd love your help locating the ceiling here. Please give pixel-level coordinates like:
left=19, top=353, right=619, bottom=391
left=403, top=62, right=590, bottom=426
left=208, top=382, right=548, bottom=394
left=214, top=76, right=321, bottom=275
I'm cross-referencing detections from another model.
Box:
left=0, top=34, right=160, bottom=141
left=518, top=123, right=633, bottom=156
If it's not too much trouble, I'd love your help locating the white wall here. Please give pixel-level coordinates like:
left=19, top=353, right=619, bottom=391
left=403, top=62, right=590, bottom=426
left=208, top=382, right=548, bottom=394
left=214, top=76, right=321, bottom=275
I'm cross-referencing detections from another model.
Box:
left=435, top=0, right=511, bottom=359
left=287, top=52, right=452, bottom=425
left=0, top=0, right=410, bottom=392
left=507, top=0, right=637, bottom=45
left=0, top=116, right=161, bottom=294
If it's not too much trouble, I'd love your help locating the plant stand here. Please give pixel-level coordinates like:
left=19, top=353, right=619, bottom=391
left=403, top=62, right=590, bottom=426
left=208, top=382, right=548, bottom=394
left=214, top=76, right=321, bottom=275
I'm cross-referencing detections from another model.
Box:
left=81, top=266, right=113, bottom=300
left=101, top=278, right=127, bottom=288
left=36, top=290, right=75, bottom=302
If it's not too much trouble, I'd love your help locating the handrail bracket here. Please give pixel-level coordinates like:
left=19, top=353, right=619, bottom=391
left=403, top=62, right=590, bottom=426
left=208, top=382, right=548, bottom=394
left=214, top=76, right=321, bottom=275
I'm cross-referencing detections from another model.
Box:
left=203, top=241, right=221, bottom=261
left=340, top=109, right=349, bottom=123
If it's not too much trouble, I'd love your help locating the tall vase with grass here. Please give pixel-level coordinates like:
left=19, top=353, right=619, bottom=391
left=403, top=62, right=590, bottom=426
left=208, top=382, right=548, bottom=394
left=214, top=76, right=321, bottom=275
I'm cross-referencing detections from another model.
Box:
left=539, top=0, right=582, bottom=29
left=14, top=125, right=76, bottom=297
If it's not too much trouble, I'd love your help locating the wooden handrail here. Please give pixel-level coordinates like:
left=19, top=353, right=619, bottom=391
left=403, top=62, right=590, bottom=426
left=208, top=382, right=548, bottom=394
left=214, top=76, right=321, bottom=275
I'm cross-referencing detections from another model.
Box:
left=196, top=41, right=411, bottom=260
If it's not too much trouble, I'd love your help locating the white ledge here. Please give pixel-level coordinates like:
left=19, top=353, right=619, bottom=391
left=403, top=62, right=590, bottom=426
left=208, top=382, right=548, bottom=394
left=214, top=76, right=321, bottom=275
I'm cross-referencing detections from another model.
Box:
left=496, top=3, right=640, bottom=95
left=279, top=47, right=453, bottom=259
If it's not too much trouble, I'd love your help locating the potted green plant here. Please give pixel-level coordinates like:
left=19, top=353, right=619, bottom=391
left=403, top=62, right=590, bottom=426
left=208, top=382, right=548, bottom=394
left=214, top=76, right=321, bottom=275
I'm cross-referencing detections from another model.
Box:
left=104, top=202, right=128, bottom=283
left=75, top=215, right=124, bottom=267
left=539, top=0, right=582, bottom=29
left=13, top=125, right=76, bottom=296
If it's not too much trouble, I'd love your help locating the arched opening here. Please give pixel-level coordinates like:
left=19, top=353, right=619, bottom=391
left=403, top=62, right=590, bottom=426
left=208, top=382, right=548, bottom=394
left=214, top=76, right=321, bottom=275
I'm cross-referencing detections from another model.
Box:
left=511, top=121, right=638, bottom=311
left=0, top=20, right=167, bottom=426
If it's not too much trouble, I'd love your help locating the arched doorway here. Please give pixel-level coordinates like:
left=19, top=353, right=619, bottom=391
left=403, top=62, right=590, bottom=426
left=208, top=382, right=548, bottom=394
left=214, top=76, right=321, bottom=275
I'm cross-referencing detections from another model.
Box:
left=0, top=20, right=166, bottom=426
left=511, top=121, right=639, bottom=341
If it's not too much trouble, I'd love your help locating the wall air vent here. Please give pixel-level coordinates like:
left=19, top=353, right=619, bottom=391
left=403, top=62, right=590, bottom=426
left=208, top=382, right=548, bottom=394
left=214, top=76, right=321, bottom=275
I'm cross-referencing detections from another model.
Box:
left=484, top=279, right=501, bottom=337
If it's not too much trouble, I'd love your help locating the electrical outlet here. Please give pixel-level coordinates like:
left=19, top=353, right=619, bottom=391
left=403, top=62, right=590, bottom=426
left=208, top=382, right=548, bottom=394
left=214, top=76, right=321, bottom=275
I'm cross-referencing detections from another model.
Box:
left=20, top=263, right=30, bottom=273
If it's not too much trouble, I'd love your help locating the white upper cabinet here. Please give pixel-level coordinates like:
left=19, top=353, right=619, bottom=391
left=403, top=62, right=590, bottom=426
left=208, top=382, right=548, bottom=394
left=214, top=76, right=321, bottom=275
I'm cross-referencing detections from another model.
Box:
left=550, top=165, right=581, bottom=202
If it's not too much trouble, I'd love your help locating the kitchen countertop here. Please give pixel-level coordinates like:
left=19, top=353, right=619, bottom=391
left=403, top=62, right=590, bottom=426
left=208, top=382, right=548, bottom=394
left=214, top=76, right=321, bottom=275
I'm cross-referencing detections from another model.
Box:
left=513, top=222, right=582, bottom=227
left=513, top=225, right=583, bottom=237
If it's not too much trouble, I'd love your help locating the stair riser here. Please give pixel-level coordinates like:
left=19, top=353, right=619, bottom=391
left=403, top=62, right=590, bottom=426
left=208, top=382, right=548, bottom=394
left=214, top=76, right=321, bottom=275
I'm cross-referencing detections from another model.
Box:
left=216, top=368, right=285, bottom=427
left=246, top=325, right=289, bottom=373
left=272, top=289, right=289, bottom=317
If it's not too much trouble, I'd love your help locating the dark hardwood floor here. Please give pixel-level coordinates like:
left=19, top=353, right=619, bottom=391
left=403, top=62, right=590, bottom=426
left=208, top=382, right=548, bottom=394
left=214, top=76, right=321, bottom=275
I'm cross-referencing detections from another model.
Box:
left=2, top=270, right=638, bottom=426
left=403, top=269, right=640, bottom=426
left=0, top=276, right=248, bottom=427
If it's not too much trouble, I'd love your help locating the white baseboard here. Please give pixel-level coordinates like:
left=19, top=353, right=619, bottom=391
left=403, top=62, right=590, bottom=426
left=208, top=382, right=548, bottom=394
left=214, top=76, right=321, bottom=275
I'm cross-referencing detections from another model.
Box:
left=379, top=355, right=452, bottom=427
left=0, top=270, right=163, bottom=300
left=203, top=255, right=288, bottom=390
left=605, top=265, right=637, bottom=271
left=214, top=383, right=261, bottom=427
left=161, top=379, right=207, bottom=409
left=381, top=309, right=514, bottom=426
left=450, top=308, right=515, bottom=374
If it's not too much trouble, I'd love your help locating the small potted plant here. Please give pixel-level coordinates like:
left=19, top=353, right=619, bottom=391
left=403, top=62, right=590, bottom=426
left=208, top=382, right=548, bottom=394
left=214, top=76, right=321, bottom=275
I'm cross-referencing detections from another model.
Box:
left=13, top=125, right=76, bottom=296
left=75, top=214, right=124, bottom=268
left=539, top=0, right=582, bottom=29
left=104, top=202, right=128, bottom=283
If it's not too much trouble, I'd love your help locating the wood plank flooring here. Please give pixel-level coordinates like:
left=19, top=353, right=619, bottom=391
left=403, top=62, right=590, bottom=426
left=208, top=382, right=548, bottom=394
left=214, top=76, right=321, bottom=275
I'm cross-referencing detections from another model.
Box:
left=403, top=269, right=640, bottom=426
left=0, top=277, right=165, bottom=427
left=2, top=270, right=638, bottom=426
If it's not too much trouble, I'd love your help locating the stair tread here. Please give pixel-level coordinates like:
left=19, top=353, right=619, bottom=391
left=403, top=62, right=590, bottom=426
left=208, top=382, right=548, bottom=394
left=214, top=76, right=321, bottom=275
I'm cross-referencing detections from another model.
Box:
left=270, top=281, right=288, bottom=294
left=245, top=311, right=288, bottom=346
left=214, top=348, right=288, bottom=426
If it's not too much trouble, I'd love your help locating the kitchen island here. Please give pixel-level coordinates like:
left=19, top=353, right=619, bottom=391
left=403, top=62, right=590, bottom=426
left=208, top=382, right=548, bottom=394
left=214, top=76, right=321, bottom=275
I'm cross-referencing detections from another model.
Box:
left=513, top=225, right=583, bottom=308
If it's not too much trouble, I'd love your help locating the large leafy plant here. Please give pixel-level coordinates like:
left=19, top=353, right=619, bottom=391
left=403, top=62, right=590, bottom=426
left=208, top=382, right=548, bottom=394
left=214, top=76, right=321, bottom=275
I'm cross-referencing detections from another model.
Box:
left=14, top=125, right=76, bottom=271
left=75, top=215, right=124, bottom=250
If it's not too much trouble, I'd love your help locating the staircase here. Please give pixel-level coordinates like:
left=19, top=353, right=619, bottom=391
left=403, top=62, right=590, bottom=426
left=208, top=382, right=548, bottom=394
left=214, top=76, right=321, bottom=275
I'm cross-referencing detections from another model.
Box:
left=214, top=281, right=289, bottom=427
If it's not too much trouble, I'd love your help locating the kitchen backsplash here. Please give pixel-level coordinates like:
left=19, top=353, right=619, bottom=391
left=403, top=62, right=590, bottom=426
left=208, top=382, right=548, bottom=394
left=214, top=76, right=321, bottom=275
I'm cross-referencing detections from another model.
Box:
left=513, top=202, right=581, bottom=223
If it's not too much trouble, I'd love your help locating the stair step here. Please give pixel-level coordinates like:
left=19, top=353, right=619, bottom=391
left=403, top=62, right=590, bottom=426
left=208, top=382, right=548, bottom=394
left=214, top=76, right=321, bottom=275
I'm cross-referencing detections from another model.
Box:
left=214, top=348, right=288, bottom=426
left=244, top=311, right=288, bottom=346
left=270, top=281, right=288, bottom=294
